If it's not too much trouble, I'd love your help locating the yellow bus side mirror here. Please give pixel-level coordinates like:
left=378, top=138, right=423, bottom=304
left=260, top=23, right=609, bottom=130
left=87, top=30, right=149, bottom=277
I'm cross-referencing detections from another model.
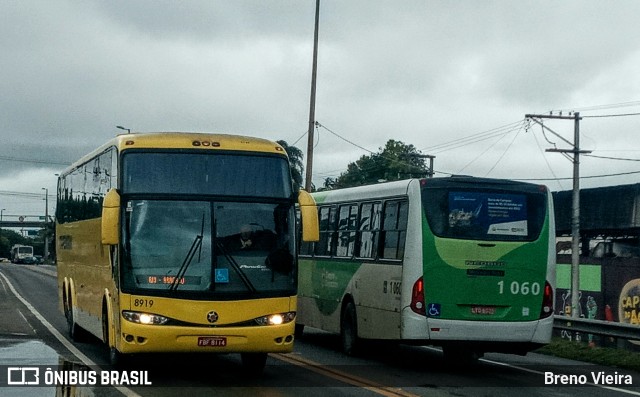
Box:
left=298, top=190, right=319, bottom=242
left=102, top=189, right=121, bottom=245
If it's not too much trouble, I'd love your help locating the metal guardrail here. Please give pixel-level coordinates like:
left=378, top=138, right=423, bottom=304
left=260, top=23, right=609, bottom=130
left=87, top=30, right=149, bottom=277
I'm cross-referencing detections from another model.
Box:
left=553, top=315, right=640, bottom=341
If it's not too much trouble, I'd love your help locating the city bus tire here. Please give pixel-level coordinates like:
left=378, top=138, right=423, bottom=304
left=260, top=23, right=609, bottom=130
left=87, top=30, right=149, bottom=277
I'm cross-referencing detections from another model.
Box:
left=102, top=307, right=127, bottom=367
left=241, top=353, right=268, bottom=374
left=109, top=347, right=129, bottom=367
left=340, top=301, right=359, bottom=356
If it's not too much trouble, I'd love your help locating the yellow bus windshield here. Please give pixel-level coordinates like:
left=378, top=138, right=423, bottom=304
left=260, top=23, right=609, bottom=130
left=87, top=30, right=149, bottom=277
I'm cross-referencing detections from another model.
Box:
left=121, top=199, right=296, bottom=298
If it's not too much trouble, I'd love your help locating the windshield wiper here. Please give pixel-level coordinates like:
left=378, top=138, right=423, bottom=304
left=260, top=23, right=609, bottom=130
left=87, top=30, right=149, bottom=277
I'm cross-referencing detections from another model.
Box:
left=215, top=242, right=257, bottom=293
left=169, top=214, right=205, bottom=292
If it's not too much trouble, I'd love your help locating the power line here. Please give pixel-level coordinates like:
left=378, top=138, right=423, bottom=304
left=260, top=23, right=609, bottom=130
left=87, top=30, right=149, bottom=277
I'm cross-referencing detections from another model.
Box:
left=421, top=120, right=524, bottom=154
left=583, top=112, right=640, bottom=118
left=585, top=154, right=640, bottom=162
left=291, top=130, right=308, bottom=146
left=456, top=122, right=519, bottom=174
left=310, top=100, right=640, bottom=184
left=531, top=121, right=564, bottom=190
left=314, top=121, right=435, bottom=178
left=517, top=169, right=640, bottom=182
left=0, top=190, right=53, bottom=200
left=315, top=122, right=376, bottom=155
left=422, top=101, right=640, bottom=156
left=0, top=155, right=70, bottom=166
left=484, top=122, right=525, bottom=177
left=550, top=100, right=640, bottom=114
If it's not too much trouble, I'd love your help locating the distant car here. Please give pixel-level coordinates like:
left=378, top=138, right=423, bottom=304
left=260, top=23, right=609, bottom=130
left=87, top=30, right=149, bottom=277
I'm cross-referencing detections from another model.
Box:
left=33, top=255, right=44, bottom=264
left=0, top=258, right=9, bottom=263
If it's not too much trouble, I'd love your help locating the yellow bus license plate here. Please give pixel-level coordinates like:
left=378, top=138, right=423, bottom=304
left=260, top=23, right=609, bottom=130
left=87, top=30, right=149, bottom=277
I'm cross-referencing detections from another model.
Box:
left=198, top=337, right=227, bottom=347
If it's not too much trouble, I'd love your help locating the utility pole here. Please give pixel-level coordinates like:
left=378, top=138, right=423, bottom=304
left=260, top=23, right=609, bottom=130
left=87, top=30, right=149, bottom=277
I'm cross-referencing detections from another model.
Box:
left=425, top=155, right=436, bottom=178
left=0, top=209, right=5, bottom=256
left=42, top=188, right=49, bottom=262
left=411, top=154, right=436, bottom=178
left=305, top=0, right=320, bottom=192
left=525, top=112, right=590, bottom=319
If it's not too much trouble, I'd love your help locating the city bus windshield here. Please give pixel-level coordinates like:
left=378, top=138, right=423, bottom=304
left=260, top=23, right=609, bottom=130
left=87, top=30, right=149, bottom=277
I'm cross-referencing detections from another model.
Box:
left=121, top=200, right=296, bottom=298
left=422, top=182, right=547, bottom=242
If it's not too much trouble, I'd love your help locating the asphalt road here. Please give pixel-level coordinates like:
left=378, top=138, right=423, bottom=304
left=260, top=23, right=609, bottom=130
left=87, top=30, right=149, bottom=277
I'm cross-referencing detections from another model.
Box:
left=2, top=262, right=640, bottom=397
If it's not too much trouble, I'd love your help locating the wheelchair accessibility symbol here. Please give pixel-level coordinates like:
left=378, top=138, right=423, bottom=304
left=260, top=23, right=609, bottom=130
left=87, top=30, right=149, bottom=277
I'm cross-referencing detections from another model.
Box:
left=427, top=303, right=441, bottom=317
left=215, top=268, right=229, bottom=283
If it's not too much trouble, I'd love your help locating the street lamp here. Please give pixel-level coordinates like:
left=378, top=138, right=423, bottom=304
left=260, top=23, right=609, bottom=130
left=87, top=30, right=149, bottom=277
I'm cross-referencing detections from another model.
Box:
left=0, top=208, right=5, bottom=256
left=42, top=188, right=49, bottom=262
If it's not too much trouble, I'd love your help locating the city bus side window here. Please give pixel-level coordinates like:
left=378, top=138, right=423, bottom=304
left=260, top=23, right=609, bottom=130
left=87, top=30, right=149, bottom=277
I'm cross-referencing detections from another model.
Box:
left=315, top=206, right=336, bottom=256
left=336, top=204, right=358, bottom=258
left=397, top=201, right=408, bottom=259
left=327, top=206, right=338, bottom=256
left=381, top=200, right=408, bottom=260
left=357, top=202, right=381, bottom=259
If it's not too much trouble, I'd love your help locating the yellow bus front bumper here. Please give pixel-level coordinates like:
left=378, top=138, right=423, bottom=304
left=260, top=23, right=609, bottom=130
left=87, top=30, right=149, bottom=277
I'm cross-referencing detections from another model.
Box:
left=117, top=320, right=295, bottom=354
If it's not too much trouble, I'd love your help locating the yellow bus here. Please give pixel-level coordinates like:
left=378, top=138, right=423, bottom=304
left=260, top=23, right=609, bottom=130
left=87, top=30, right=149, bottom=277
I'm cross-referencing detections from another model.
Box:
left=56, top=132, right=318, bottom=370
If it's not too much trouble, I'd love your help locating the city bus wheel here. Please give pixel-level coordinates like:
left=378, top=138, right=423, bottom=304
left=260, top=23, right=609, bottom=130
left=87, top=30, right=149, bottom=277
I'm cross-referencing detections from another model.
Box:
left=241, top=353, right=268, bottom=375
left=102, top=306, right=126, bottom=366
left=340, top=301, right=359, bottom=356
left=102, top=302, right=111, bottom=343
left=109, top=347, right=128, bottom=367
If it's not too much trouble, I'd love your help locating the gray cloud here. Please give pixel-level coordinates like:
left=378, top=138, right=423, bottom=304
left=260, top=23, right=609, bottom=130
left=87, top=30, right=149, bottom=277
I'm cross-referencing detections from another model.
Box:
left=2, top=0, right=640, bottom=218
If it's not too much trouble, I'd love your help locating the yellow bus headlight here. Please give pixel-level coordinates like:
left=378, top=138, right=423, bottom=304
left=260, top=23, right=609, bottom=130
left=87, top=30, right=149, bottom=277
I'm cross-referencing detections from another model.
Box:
left=123, top=311, right=170, bottom=325
left=254, top=312, right=296, bottom=326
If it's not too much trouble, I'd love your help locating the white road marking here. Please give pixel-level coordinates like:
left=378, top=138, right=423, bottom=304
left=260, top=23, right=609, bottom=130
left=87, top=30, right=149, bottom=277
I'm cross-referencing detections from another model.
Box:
left=0, top=271, right=142, bottom=397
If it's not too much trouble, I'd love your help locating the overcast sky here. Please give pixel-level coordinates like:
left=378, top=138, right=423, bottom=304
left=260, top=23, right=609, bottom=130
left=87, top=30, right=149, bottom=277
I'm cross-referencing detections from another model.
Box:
left=2, top=0, right=640, bottom=222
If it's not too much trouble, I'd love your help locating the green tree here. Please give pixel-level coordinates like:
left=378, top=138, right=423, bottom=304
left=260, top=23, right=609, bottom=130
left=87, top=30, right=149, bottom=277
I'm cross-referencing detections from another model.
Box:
left=0, top=233, right=8, bottom=258
left=320, top=177, right=338, bottom=191
left=277, top=140, right=304, bottom=192
left=333, top=140, right=429, bottom=189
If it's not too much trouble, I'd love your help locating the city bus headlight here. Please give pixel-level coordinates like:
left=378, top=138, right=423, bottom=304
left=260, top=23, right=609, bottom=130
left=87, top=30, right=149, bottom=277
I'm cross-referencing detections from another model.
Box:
left=254, top=312, right=296, bottom=326
left=122, top=311, right=170, bottom=325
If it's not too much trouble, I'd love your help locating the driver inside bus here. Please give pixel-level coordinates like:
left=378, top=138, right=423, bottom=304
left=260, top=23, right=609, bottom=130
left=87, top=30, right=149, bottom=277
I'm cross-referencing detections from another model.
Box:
left=225, top=224, right=254, bottom=251
left=239, top=225, right=253, bottom=249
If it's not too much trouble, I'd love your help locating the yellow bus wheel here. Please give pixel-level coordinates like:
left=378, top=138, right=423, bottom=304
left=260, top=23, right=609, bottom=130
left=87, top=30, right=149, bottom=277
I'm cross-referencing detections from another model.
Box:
left=66, top=297, right=85, bottom=342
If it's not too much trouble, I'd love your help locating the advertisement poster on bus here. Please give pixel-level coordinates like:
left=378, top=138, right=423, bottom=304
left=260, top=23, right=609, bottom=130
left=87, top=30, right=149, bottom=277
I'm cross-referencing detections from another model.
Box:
left=448, top=192, right=528, bottom=238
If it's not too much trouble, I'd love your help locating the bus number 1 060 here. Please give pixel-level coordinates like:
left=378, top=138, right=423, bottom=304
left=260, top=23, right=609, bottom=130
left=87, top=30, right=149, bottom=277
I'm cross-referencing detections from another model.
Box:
left=384, top=281, right=401, bottom=295
left=497, top=281, right=540, bottom=296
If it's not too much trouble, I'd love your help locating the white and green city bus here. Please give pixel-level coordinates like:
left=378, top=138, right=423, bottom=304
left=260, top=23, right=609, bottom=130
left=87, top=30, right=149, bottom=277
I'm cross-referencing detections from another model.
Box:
left=297, top=177, right=555, bottom=362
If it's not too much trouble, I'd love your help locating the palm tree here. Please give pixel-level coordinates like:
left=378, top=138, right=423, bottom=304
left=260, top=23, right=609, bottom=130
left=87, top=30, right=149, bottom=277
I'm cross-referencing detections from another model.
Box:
left=277, top=140, right=304, bottom=192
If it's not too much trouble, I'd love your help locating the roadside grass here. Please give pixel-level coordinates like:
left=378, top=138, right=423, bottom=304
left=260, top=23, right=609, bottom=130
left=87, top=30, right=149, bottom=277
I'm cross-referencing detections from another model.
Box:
left=536, top=337, right=640, bottom=372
